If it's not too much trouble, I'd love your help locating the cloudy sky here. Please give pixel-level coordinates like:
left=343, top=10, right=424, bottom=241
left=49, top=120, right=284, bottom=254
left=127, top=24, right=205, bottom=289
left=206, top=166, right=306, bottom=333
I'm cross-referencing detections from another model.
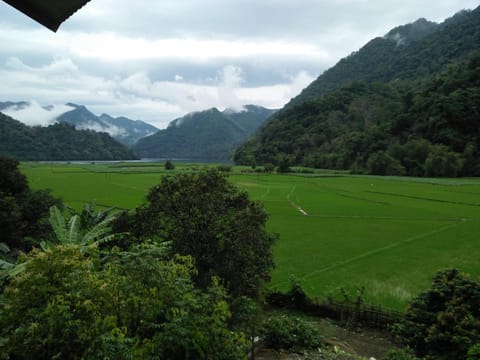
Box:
left=0, top=0, right=478, bottom=128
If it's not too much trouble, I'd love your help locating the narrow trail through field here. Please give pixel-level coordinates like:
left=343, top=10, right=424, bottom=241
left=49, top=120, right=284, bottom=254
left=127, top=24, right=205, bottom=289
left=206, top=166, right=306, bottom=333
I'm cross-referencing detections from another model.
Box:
left=287, top=185, right=308, bottom=216
left=299, top=220, right=466, bottom=280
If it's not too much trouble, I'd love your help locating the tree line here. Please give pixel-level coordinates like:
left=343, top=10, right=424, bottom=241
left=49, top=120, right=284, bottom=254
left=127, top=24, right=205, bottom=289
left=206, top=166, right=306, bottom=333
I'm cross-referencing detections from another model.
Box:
left=235, top=53, right=480, bottom=177
left=0, top=114, right=137, bottom=161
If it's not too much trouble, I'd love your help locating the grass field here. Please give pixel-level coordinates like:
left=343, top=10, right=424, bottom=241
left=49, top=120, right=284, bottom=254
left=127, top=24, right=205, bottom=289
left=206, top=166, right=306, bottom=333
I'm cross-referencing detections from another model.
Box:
left=21, top=162, right=480, bottom=310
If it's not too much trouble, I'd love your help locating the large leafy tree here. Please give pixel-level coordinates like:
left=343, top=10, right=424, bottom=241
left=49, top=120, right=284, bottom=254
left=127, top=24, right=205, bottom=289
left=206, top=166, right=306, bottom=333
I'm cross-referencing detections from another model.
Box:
left=394, top=269, right=480, bottom=359
left=0, top=156, right=61, bottom=251
left=0, top=244, right=246, bottom=359
left=130, top=168, right=277, bottom=299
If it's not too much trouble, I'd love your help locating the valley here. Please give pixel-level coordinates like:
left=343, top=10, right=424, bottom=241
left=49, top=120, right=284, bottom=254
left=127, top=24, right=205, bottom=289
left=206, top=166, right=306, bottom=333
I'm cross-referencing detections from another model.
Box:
left=21, top=161, right=480, bottom=311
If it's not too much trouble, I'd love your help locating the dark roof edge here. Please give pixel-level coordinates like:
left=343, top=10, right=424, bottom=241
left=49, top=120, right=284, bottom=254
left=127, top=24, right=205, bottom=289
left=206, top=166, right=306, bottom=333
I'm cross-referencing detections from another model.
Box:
left=3, top=0, right=91, bottom=32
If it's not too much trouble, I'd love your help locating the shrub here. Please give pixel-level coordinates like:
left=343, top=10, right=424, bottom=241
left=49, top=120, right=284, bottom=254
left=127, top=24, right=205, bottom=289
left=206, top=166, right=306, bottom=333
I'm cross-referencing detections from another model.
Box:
left=385, top=348, right=421, bottom=360
left=262, top=314, right=322, bottom=351
left=468, top=344, right=480, bottom=360
left=217, top=164, right=232, bottom=172
left=393, top=269, right=480, bottom=360
left=164, top=159, right=175, bottom=170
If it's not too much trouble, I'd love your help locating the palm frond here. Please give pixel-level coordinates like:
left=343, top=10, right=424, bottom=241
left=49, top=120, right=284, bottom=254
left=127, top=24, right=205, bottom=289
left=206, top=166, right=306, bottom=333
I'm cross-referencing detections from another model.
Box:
left=67, top=215, right=81, bottom=244
left=49, top=205, right=69, bottom=244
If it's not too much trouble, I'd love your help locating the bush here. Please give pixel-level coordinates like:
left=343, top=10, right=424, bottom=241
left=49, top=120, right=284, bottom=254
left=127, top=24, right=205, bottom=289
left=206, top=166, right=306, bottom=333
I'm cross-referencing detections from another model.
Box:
left=468, top=344, right=480, bottom=360
left=217, top=164, right=232, bottom=172
left=264, top=163, right=275, bottom=173
left=164, top=159, right=175, bottom=170
left=385, top=348, right=421, bottom=360
left=393, top=269, right=480, bottom=360
left=262, top=314, right=322, bottom=351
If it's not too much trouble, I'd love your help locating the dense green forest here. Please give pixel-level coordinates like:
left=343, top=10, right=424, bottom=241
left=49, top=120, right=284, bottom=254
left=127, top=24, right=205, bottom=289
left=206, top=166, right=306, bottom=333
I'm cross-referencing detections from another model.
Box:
left=288, top=8, right=479, bottom=107
left=0, top=113, right=138, bottom=161
left=235, top=6, right=480, bottom=177
left=0, top=161, right=276, bottom=358
left=133, top=105, right=275, bottom=161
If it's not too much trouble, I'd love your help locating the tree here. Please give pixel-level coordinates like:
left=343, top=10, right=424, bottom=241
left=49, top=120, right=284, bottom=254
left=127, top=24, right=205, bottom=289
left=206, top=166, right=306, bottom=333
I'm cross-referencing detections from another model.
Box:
left=0, top=244, right=246, bottom=359
left=367, top=150, right=406, bottom=175
left=394, top=269, right=480, bottom=359
left=0, top=156, right=61, bottom=251
left=164, top=159, right=175, bottom=170
left=131, top=168, right=277, bottom=299
left=103, top=247, right=245, bottom=359
left=0, top=245, right=121, bottom=359
left=424, top=144, right=463, bottom=177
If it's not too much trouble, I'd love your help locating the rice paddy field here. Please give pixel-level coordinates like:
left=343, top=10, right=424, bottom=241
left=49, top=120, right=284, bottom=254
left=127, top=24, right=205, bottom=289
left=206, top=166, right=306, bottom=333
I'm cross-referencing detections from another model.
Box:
left=20, top=162, right=480, bottom=311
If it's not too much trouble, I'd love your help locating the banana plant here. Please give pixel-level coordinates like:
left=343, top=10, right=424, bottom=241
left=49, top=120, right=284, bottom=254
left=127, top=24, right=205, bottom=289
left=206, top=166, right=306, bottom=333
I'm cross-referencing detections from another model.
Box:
left=0, top=242, right=25, bottom=281
left=43, top=205, right=120, bottom=252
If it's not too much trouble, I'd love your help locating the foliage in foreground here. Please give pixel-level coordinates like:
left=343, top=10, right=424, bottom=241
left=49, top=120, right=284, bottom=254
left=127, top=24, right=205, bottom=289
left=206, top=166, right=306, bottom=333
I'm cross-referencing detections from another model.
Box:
left=261, top=314, right=322, bottom=351
left=0, top=156, right=60, bottom=252
left=393, top=269, right=480, bottom=360
left=0, top=245, right=246, bottom=359
left=126, top=168, right=277, bottom=299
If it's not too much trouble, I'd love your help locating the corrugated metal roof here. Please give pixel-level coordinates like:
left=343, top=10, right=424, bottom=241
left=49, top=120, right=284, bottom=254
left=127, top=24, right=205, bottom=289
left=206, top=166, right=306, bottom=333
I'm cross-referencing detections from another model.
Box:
left=2, top=0, right=91, bottom=31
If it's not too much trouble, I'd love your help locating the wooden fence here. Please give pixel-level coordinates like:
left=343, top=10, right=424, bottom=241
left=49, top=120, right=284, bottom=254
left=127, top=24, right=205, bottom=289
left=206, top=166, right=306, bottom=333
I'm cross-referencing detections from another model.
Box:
left=266, top=291, right=404, bottom=330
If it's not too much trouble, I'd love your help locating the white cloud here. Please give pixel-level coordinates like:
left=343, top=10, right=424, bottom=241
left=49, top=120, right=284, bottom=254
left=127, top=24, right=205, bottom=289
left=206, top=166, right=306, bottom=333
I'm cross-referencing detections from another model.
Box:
left=0, top=0, right=478, bottom=129
left=2, top=101, right=74, bottom=126
left=0, top=56, right=314, bottom=128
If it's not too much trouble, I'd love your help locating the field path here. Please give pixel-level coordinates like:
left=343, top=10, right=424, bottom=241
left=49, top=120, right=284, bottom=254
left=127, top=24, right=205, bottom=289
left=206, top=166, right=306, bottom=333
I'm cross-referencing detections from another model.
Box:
left=287, top=185, right=309, bottom=216
left=298, top=220, right=466, bottom=281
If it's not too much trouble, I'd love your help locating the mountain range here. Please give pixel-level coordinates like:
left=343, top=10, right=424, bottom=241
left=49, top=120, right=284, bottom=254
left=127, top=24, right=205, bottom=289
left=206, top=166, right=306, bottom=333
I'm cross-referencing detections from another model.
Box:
left=234, top=6, right=480, bottom=177
left=0, top=101, right=158, bottom=146
left=133, top=105, right=276, bottom=161
left=0, top=112, right=137, bottom=161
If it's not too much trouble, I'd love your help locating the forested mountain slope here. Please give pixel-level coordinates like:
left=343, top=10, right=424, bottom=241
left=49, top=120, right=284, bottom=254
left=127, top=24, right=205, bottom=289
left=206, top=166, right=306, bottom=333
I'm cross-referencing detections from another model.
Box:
left=0, top=113, right=138, bottom=161
left=235, top=6, right=480, bottom=177
left=1, top=101, right=158, bottom=146
left=133, top=105, right=275, bottom=161
left=288, top=7, right=479, bottom=107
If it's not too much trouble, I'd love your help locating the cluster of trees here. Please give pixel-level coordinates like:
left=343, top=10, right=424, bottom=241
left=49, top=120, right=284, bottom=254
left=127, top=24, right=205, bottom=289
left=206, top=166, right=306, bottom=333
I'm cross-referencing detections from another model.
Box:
left=0, top=113, right=137, bottom=161
left=235, top=53, right=480, bottom=176
left=235, top=6, right=480, bottom=177
left=0, top=159, right=276, bottom=359
left=0, top=156, right=61, bottom=252
left=394, top=269, right=480, bottom=360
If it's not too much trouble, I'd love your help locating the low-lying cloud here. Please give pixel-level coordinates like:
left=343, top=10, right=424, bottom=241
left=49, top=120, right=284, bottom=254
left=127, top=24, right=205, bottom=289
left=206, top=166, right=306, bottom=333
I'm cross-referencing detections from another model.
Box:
left=0, top=57, right=314, bottom=128
left=2, top=101, right=74, bottom=126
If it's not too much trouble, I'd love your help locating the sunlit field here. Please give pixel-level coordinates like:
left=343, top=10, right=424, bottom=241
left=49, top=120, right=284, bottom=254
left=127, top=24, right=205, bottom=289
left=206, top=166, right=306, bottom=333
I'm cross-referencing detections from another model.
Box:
left=21, top=162, right=480, bottom=310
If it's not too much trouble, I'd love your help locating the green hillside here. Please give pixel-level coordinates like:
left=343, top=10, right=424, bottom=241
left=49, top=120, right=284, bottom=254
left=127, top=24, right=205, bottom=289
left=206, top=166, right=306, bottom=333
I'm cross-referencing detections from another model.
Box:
left=133, top=105, right=275, bottom=161
left=288, top=8, right=478, bottom=107
left=235, top=6, right=480, bottom=177
left=0, top=113, right=138, bottom=161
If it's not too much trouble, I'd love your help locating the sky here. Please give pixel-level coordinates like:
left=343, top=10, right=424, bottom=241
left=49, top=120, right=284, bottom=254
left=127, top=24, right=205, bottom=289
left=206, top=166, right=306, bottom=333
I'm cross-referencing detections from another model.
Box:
left=0, top=0, right=478, bottom=129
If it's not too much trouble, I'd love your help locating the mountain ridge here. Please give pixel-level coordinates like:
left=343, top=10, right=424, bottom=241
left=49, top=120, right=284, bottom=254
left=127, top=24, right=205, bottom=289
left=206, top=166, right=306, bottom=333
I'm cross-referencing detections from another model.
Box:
left=0, top=101, right=158, bottom=146
left=0, top=112, right=138, bottom=161
left=234, top=6, right=480, bottom=177
left=133, top=105, right=276, bottom=161
left=286, top=7, right=479, bottom=108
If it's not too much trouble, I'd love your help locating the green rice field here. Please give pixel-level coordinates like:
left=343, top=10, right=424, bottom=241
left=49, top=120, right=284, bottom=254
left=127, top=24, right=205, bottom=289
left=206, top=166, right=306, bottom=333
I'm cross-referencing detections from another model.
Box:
left=21, top=162, right=480, bottom=310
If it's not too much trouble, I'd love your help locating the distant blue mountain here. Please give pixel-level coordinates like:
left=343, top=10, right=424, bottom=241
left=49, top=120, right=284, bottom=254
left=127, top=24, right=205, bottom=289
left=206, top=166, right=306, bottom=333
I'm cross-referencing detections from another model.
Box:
left=0, top=101, right=158, bottom=146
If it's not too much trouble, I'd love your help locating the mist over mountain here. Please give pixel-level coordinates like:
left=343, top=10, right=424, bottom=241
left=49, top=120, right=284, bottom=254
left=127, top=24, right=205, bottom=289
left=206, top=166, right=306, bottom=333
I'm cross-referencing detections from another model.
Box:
left=133, top=105, right=276, bottom=161
left=0, top=112, right=138, bottom=161
left=0, top=101, right=158, bottom=146
left=286, top=8, right=477, bottom=107
left=234, top=6, right=480, bottom=177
